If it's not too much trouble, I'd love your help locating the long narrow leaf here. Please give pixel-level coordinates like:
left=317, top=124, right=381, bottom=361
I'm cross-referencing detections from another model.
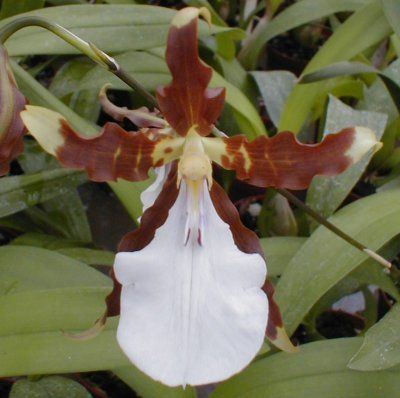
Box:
left=279, top=1, right=391, bottom=133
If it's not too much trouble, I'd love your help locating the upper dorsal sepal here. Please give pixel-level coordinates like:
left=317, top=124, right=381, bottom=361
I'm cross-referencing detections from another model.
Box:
left=156, top=7, right=225, bottom=137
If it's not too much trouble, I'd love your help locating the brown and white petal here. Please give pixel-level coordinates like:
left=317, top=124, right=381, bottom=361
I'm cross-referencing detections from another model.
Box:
left=203, top=127, right=381, bottom=189
left=156, top=7, right=225, bottom=137
left=20, top=105, right=184, bottom=182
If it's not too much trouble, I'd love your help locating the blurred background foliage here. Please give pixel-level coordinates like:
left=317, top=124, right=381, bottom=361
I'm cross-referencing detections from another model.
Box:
left=1, top=0, right=400, bottom=397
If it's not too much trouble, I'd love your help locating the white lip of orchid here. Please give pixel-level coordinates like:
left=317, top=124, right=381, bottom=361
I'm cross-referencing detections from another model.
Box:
left=114, top=178, right=268, bottom=387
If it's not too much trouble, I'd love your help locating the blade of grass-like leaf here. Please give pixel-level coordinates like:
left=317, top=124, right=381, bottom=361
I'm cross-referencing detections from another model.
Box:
left=306, top=96, right=387, bottom=222
left=381, top=0, right=400, bottom=39
left=19, top=140, right=92, bottom=243
left=349, top=303, right=400, bottom=370
left=49, top=58, right=101, bottom=121
left=0, top=245, right=110, bottom=293
left=65, top=51, right=170, bottom=96
left=212, top=337, right=400, bottom=398
left=251, top=70, right=296, bottom=128
left=275, top=189, right=400, bottom=335
left=56, top=248, right=114, bottom=265
left=0, top=326, right=129, bottom=377
left=260, top=237, right=306, bottom=277
left=300, top=61, right=380, bottom=82
left=211, top=71, right=267, bottom=137
left=0, top=287, right=110, bottom=335
left=0, top=0, right=45, bottom=19
left=0, top=169, right=86, bottom=218
left=11, top=232, right=85, bottom=249
left=238, top=0, right=368, bottom=69
left=308, top=238, right=400, bottom=324
left=300, top=61, right=400, bottom=112
left=279, top=1, right=392, bottom=133
left=1, top=5, right=240, bottom=56
left=358, top=58, right=400, bottom=123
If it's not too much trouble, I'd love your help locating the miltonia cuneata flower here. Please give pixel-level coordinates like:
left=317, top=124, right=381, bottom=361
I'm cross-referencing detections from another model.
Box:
left=20, top=7, right=381, bottom=387
left=0, top=45, right=26, bottom=175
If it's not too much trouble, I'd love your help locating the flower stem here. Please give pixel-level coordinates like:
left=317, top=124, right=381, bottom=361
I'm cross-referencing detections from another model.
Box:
left=276, top=188, right=392, bottom=270
left=0, top=16, right=157, bottom=107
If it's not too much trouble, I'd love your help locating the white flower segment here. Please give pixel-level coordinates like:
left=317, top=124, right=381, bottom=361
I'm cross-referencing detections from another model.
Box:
left=114, top=180, right=268, bottom=387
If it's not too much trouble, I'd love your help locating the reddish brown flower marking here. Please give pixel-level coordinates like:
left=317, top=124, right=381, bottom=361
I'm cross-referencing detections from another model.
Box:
left=221, top=128, right=356, bottom=189
left=156, top=13, right=225, bottom=137
left=56, top=120, right=175, bottom=182
left=263, top=280, right=283, bottom=340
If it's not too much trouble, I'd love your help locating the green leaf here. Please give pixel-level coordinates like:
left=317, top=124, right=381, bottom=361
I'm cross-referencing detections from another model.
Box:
left=0, top=169, right=86, bottom=219
left=211, top=71, right=267, bottom=137
left=306, top=96, right=387, bottom=221
left=238, top=0, right=367, bottom=69
left=10, top=376, right=91, bottom=398
left=349, top=303, right=400, bottom=370
left=114, top=367, right=195, bottom=398
left=251, top=71, right=296, bottom=128
left=359, top=58, right=400, bottom=123
left=0, top=245, right=109, bottom=294
left=56, top=248, right=115, bottom=265
left=381, top=0, right=400, bottom=39
left=0, top=245, right=132, bottom=379
left=11, top=232, right=86, bottom=249
left=308, top=238, right=400, bottom=323
left=0, top=0, right=44, bottom=19
left=2, top=5, right=240, bottom=56
left=49, top=58, right=100, bottom=121
left=0, top=287, right=109, bottom=336
left=0, top=326, right=129, bottom=377
left=67, top=50, right=170, bottom=95
left=275, top=189, right=400, bottom=335
left=19, top=141, right=92, bottom=243
left=300, top=61, right=400, bottom=111
left=300, top=61, right=382, bottom=82
left=279, top=1, right=392, bottom=133
left=212, top=338, right=400, bottom=398
left=259, top=237, right=306, bottom=277
left=108, top=178, right=153, bottom=221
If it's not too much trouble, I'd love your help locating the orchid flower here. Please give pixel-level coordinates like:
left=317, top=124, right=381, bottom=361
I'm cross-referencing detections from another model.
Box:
left=0, top=46, right=26, bottom=175
left=19, top=7, right=381, bottom=387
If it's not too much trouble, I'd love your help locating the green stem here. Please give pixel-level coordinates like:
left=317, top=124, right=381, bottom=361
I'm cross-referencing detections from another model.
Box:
left=276, top=188, right=392, bottom=270
left=0, top=16, right=157, bottom=107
